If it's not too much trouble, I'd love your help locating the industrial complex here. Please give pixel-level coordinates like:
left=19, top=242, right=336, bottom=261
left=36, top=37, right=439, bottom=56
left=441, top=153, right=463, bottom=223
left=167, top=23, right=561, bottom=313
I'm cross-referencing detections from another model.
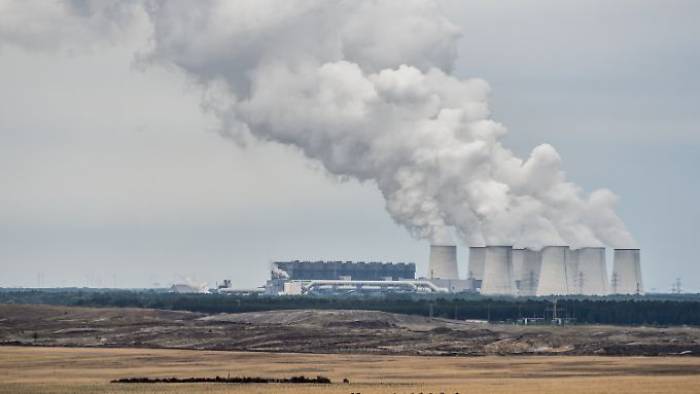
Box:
left=265, top=260, right=428, bottom=295
left=173, top=244, right=643, bottom=297
left=252, top=244, right=643, bottom=296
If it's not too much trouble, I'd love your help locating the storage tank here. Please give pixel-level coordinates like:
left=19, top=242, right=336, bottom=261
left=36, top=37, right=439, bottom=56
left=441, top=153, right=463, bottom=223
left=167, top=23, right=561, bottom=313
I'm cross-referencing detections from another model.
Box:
left=428, top=245, right=459, bottom=280
left=536, top=246, right=570, bottom=296
left=612, top=249, right=643, bottom=295
left=481, top=246, right=515, bottom=295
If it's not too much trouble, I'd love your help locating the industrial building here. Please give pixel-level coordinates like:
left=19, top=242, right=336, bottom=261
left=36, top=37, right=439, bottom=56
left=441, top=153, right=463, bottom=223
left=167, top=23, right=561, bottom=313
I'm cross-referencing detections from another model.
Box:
left=266, top=260, right=434, bottom=295
left=271, top=260, right=415, bottom=281
left=169, top=283, right=209, bottom=294
left=260, top=244, right=642, bottom=297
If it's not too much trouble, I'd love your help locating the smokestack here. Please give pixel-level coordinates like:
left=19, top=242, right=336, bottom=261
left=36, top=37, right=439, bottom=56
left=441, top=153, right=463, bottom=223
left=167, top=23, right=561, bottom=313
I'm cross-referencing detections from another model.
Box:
left=612, top=249, right=643, bottom=295
left=428, top=245, right=459, bottom=280
left=468, top=246, right=486, bottom=281
left=536, top=246, right=570, bottom=296
left=576, top=247, right=609, bottom=295
left=481, top=246, right=515, bottom=295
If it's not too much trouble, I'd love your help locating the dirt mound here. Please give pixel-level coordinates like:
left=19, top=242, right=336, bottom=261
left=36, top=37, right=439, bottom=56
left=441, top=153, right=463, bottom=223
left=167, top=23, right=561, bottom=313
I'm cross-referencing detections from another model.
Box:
left=200, top=309, right=429, bottom=327
left=2, top=304, right=700, bottom=357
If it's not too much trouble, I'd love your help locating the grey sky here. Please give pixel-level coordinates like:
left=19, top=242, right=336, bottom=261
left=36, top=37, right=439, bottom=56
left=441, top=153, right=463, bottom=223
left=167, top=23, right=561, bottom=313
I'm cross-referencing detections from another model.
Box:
left=1, top=1, right=698, bottom=291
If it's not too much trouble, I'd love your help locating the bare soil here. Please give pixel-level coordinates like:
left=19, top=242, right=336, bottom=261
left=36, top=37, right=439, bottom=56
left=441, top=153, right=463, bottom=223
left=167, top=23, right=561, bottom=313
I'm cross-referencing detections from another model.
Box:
left=1, top=304, right=699, bottom=356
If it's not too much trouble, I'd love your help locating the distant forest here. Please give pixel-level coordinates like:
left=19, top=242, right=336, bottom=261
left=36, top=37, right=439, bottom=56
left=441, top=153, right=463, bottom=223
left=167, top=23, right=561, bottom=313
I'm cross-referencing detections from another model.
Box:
left=1, top=289, right=700, bottom=326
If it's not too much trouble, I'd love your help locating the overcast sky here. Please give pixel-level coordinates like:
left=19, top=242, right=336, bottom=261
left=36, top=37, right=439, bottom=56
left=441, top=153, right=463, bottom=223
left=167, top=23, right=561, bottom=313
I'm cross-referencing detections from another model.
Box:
left=1, top=0, right=698, bottom=291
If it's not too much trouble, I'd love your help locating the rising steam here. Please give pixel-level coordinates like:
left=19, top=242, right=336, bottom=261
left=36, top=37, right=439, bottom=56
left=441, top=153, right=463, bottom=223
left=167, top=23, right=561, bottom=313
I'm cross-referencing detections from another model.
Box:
left=0, top=0, right=637, bottom=249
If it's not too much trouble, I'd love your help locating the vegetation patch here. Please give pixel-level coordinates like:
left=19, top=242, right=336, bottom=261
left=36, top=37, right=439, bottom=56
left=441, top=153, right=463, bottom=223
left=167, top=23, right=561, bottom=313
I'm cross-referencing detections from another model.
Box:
left=111, top=375, right=332, bottom=384
left=3, top=288, right=700, bottom=325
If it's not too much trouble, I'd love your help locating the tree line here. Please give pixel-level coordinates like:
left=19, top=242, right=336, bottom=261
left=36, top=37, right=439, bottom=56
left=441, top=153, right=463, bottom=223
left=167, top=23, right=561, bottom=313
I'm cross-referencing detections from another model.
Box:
left=1, top=289, right=700, bottom=326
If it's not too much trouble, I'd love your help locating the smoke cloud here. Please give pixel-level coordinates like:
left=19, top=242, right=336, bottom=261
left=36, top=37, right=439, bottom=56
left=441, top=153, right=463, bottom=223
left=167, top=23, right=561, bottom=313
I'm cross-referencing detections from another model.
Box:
left=0, top=0, right=637, bottom=249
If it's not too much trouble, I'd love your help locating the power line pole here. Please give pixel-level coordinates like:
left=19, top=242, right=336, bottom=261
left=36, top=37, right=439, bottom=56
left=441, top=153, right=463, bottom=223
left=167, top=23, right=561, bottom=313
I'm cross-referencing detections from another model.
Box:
left=672, top=278, right=682, bottom=294
left=545, top=299, right=559, bottom=319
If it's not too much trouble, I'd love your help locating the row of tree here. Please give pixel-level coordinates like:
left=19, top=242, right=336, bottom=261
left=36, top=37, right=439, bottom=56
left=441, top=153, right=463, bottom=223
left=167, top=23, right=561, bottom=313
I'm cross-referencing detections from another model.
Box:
left=1, top=289, right=700, bottom=326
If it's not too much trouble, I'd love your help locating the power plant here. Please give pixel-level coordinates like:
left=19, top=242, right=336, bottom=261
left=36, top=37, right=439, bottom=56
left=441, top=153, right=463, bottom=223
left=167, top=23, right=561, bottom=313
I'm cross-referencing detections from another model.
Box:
left=265, top=260, right=450, bottom=295
left=246, top=244, right=643, bottom=297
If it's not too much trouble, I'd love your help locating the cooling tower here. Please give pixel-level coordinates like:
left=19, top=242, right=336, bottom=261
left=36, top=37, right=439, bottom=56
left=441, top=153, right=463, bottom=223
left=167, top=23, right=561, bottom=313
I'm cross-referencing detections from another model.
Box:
left=612, top=249, right=643, bottom=295
left=566, top=249, right=580, bottom=294
left=511, top=248, right=526, bottom=295
left=576, top=247, right=609, bottom=295
left=481, top=246, right=515, bottom=295
left=536, top=246, right=570, bottom=296
left=468, top=246, right=486, bottom=280
left=513, top=248, right=541, bottom=296
left=428, top=245, right=459, bottom=280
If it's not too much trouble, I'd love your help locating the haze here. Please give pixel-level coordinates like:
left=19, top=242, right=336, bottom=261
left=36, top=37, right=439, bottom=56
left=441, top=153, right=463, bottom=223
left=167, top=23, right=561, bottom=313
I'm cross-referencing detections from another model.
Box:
left=1, top=0, right=698, bottom=291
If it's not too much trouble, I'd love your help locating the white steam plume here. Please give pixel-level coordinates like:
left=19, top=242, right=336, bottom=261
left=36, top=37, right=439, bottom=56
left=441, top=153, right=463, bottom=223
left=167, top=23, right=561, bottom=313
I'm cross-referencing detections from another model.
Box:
left=0, top=0, right=637, bottom=249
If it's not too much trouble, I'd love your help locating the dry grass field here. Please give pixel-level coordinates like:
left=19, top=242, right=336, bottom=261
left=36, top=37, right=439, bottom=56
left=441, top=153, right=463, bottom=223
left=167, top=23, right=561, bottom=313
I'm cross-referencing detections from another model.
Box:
left=1, top=346, right=699, bottom=393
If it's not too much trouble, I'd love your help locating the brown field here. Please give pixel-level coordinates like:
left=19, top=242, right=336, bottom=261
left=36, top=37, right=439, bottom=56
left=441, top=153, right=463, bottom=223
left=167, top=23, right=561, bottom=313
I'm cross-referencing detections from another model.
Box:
left=1, top=346, right=699, bottom=394
left=4, top=304, right=700, bottom=357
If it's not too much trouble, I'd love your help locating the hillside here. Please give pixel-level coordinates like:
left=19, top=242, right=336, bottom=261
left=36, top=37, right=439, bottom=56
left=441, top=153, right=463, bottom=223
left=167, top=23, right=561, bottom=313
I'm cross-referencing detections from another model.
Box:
left=1, top=304, right=699, bottom=356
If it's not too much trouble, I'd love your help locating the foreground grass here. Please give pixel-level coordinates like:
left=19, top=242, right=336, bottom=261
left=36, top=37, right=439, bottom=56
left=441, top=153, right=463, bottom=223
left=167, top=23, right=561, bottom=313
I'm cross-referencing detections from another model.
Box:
left=1, top=346, right=699, bottom=393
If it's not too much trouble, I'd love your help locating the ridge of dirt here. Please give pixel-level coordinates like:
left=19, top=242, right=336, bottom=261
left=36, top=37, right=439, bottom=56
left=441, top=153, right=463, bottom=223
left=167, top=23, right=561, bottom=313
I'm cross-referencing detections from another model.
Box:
left=1, top=304, right=699, bottom=356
